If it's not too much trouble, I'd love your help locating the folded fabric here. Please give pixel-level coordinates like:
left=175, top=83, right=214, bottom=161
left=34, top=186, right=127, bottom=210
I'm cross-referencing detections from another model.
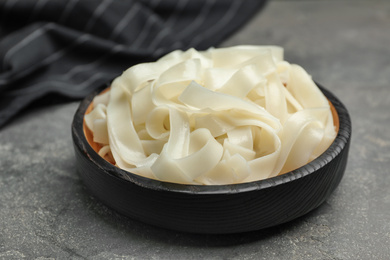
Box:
left=0, top=0, right=267, bottom=128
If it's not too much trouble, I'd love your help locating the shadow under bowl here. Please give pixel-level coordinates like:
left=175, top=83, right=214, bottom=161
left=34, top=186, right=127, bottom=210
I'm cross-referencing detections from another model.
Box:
left=72, top=84, right=351, bottom=234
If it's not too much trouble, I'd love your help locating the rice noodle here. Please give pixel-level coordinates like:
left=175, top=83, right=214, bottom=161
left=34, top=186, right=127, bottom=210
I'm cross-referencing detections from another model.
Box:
left=85, top=45, right=336, bottom=185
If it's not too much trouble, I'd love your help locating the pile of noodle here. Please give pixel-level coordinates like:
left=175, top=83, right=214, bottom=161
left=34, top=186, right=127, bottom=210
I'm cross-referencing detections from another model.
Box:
left=85, top=46, right=336, bottom=185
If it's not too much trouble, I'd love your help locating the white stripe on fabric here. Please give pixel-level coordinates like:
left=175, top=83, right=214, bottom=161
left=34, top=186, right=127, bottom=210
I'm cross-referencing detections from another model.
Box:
left=76, top=71, right=114, bottom=91
left=61, top=44, right=126, bottom=80
left=58, top=0, right=79, bottom=24
left=152, top=41, right=183, bottom=57
left=190, top=1, right=242, bottom=47
left=147, top=27, right=171, bottom=50
left=176, top=0, right=215, bottom=40
left=43, top=34, right=91, bottom=65
left=7, top=80, right=75, bottom=96
left=8, top=71, right=114, bottom=96
left=165, top=0, right=188, bottom=26
left=7, top=44, right=127, bottom=95
left=2, top=23, right=54, bottom=71
left=109, top=3, right=141, bottom=41
left=147, top=0, right=188, bottom=51
left=0, top=33, right=91, bottom=85
left=84, top=0, right=113, bottom=32
left=131, top=14, right=159, bottom=48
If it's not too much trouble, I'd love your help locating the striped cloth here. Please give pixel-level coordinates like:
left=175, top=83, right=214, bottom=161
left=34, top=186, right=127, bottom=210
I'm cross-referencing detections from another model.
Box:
left=0, top=0, right=267, bottom=128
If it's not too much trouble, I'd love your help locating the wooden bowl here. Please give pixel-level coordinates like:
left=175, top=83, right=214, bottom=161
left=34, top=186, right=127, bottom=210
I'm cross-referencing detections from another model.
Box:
left=72, top=84, right=351, bottom=234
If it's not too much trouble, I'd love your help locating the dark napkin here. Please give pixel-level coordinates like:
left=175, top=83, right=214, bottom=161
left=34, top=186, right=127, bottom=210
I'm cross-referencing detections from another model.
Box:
left=0, top=0, right=267, bottom=128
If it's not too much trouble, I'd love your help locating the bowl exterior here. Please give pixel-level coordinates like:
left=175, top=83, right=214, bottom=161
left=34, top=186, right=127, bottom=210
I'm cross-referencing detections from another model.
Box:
left=72, top=84, right=351, bottom=234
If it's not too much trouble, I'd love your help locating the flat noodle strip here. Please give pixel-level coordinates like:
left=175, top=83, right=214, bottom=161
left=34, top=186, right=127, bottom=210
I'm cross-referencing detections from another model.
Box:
left=179, top=81, right=282, bottom=131
left=85, top=46, right=337, bottom=184
left=107, top=83, right=153, bottom=168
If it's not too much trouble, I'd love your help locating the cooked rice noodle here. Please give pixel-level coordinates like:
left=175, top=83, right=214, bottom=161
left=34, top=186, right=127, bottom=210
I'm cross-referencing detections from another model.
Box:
left=85, top=46, right=336, bottom=185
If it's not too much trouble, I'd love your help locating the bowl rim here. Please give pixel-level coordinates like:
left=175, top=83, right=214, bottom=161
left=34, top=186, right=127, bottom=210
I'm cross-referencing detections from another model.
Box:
left=72, top=83, right=351, bottom=195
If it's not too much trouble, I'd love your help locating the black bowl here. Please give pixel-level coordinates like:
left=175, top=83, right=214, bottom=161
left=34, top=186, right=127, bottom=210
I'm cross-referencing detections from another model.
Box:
left=72, top=84, right=351, bottom=234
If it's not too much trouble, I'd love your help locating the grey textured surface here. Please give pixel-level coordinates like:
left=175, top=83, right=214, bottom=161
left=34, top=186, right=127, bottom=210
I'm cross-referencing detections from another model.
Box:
left=1, top=1, right=389, bottom=259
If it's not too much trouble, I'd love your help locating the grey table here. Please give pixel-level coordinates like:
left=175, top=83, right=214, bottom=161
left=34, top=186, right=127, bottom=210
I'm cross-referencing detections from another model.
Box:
left=1, top=1, right=389, bottom=259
